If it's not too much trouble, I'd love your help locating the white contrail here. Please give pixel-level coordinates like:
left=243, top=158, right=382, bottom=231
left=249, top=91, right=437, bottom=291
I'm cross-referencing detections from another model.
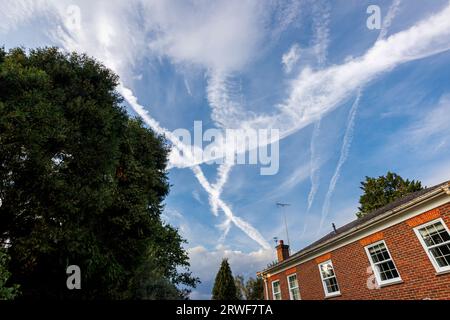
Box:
left=307, top=120, right=321, bottom=212
left=191, top=165, right=270, bottom=249
left=210, top=163, right=233, bottom=216
left=319, top=90, right=361, bottom=232
left=318, top=0, right=403, bottom=233
left=307, top=1, right=330, bottom=212
left=213, top=163, right=234, bottom=242
left=378, top=0, right=402, bottom=41
left=119, top=84, right=270, bottom=249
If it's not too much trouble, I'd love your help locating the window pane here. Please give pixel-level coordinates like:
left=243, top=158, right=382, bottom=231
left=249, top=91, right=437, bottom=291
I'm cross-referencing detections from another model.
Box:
left=320, top=263, right=335, bottom=278
left=430, top=244, right=450, bottom=268
left=369, top=243, right=390, bottom=263
left=377, top=261, right=399, bottom=281
left=273, top=281, right=280, bottom=291
left=368, top=242, right=400, bottom=282
left=288, top=275, right=297, bottom=288
left=291, top=287, right=300, bottom=300
left=420, top=222, right=449, bottom=246
left=273, top=281, right=281, bottom=300
left=324, top=277, right=339, bottom=293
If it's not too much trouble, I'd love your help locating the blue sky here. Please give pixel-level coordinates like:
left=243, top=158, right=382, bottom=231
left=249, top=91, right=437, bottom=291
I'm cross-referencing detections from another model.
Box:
left=2, top=0, right=450, bottom=299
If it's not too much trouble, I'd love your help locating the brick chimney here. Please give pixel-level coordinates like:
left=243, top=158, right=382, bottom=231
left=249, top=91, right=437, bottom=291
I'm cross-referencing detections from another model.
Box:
left=276, top=240, right=290, bottom=262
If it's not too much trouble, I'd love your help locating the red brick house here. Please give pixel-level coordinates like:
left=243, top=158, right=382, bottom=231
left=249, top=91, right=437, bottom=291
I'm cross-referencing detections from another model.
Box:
left=258, top=180, right=450, bottom=300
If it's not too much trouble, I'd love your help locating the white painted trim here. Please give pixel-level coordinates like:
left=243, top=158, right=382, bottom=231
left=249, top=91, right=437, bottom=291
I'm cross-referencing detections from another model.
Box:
left=271, top=280, right=281, bottom=300
left=263, top=278, right=269, bottom=300
left=364, top=240, right=402, bottom=287
left=318, top=260, right=341, bottom=298
left=443, top=185, right=450, bottom=195
left=287, top=273, right=301, bottom=300
left=413, top=218, right=450, bottom=273
left=264, top=194, right=450, bottom=277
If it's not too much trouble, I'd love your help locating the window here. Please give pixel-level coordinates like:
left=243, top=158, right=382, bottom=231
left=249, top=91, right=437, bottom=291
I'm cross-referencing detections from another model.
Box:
left=272, top=280, right=281, bottom=300
left=318, top=260, right=340, bottom=297
left=365, top=240, right=401, bottom=286
left=414, top=218, right=450, bottom=273
left=287, top=274, right=301, bottom=300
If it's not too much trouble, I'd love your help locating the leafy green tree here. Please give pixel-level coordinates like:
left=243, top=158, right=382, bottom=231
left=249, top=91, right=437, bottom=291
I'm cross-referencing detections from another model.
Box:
left=234, top=275, right=264, bottom=300
left=357, top=172, right=423, bottom=218
left=0, top=47, right=198, bottom=299
left=234, top=275, right=245, bottom=300
left=0, top=247, right=20, bottom=300
left=245, top=277, right=264, bottom=300
left=212, top=259, right=238, bottom=300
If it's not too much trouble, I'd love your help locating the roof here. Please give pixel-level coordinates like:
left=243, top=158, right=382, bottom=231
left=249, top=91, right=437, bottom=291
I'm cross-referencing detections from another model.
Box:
left=260, top=180, right=450, bottom=275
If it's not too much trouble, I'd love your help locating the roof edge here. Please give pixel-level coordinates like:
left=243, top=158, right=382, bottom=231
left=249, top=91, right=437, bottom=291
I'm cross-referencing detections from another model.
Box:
left=260, top=182, right=450, bottom=276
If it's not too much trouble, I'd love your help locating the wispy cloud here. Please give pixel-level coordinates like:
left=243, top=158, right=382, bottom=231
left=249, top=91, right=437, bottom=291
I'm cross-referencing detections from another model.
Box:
left=3, top=0, right=450, bottom=254
left=392, top=93, right=450, bottom=155
left=121, top=84, right=270, bottom=249
left=243, top=1, right=450, bottom=140
left=319, top=90, right=361, bottom=232
left=319, top=0, right=403, bottom=233
left=307, top=1, right=331, bottom=212
left=307, top=120, right=322, bottom=212
left=184, top=77, right=192, bottom=96
left=282, top=43, right=301, bottom=73
left=311, top=0, right=330, bottom=67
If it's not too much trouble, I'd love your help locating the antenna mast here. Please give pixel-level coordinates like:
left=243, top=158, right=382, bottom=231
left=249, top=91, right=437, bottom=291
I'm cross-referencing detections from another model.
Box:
left=276, top=202, right=291, bottom=248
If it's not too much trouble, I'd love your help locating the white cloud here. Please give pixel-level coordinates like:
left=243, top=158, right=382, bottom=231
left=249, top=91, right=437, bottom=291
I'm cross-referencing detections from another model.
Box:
left=378, top=0, right=402, bottom=41
left=243, top=2, right=450, bottom=139
left=3, top=0, right=450, bottom=251
left=307, top=1, right=331, bottom=212
left=181, top=2, right=450, bottom=169
left=407, top=94, right=450, bottom=144
left=311, top=0, right=330, bottom=67
left=278, top=162, right=311, bottom=191
left=0, top=0, right=48, bottom=33
left=142, top=0, right=267, bottom=72
left=319, top=0, right=403, bottom=233
left=192, top=190, right=203, bottom=205
left=282, top=43, right=301, bottom=73
left=187, top=245, right=275, bottom=299
left=319, top=90, right=362, bottom=232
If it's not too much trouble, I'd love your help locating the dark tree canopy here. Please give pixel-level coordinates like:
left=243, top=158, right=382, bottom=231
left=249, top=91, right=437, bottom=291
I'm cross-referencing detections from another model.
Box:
left=245, top=277, right=264, bottom=300
left=357, top=172, right=423, bottom=218
left=212, top=259, right=238, bottom=300
left=234, top=275, right=264, bottom=300
left=0, top=247, right=19, bottom=300
left=0, top=47, right=198, bottom=299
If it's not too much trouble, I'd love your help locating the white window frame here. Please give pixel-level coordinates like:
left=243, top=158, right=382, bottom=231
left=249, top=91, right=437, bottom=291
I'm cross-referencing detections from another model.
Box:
left=318, top=260, right=341, bottom=298
left=413, top=218, right=450, bottom=273
left=287, top=273, right=301, bottom=300
left=364, top=240, right=402, bottom=287
left=271, top=280, right=281, bottom=300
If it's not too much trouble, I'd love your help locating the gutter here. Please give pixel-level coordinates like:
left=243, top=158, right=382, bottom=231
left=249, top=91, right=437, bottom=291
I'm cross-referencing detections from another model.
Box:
left=260, top=182, right=450, bottom=276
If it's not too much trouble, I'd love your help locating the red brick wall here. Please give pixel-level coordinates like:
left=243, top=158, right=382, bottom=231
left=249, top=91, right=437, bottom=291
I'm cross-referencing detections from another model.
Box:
left=266, top=201, right=450, bottom=300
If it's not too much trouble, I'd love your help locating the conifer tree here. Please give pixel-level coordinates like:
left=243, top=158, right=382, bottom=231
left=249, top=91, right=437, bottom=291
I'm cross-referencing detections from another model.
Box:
left=212, top=259, right=238, bottom=300
left=357, top=172, right=423, bottom=218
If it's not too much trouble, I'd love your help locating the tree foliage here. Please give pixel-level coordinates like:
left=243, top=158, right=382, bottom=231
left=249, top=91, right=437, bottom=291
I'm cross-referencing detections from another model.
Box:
left=234, top=275, right=245, bottom=300
left=357, top=172, right=423, bottom=218
left=0, top=248, right=20, bottom=300
left=212, top=259, right=238, bottom=300
left=0, top=47, right=198, bottom=299
left=245, top=277, right=264, bottom=300
left=234, top=275, right=264, bottom=300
